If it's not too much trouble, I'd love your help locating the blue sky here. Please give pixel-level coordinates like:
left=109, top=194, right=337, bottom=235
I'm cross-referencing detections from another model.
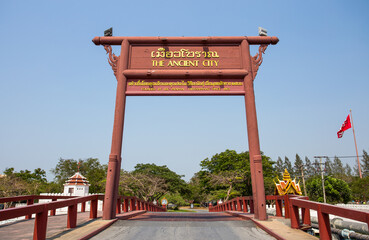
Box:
left=1, top=1, right=368, bottom=181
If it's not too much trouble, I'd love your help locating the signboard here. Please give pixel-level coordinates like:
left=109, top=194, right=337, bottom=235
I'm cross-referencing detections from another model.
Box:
left=126, top=79, right=245, bottom=95
left=161, top=197, right=168, bottom=205
left=129, top=45, right=242, bottom=69
left=124, top=43, right=246, bottom=95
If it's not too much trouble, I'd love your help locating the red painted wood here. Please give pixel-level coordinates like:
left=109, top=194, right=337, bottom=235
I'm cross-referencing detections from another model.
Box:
left=92, top=36, right=279, bottom=46
left=50, top=199, right=57, bottom=216
left=90, top=198, right=98, bottom=219
left=302, top=207, right=311, bottom=226
left=33, top=205, right=48, bottom=240
left=26, top=199, right=34, bottom=219
left=317, top=205, right=332, bottom=240
left=67, top=204, right=77, bottom=228
left=81, top=201, right=86, bottom=213
left=123, top=198, right=129, bottom=212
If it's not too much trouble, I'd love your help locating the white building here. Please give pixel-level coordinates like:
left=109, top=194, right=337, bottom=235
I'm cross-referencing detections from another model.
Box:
left=63, top=172, right=90, bottom=196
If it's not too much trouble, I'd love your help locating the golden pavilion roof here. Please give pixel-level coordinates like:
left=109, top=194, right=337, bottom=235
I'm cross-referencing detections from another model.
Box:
left=274, top=169, right=302, bottom=196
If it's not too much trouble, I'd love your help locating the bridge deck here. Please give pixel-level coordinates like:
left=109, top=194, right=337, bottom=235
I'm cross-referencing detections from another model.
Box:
left=91, top=212, right=276, bottom=240
left=0, top=211, right=317, bottom=240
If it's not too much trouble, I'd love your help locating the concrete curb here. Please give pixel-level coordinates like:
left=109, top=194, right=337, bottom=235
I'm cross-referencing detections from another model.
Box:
left=225, top=211, right=287, bottom=240
left=79, top=210, right=147, bottom=240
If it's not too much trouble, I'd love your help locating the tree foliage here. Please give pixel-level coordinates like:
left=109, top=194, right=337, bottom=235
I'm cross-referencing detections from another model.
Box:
left=284, top=157, right=293, bottom=176
left=51, top=158, right=107, bottom=193
left=132, top=163, right=188, bottom=196
left=194, top=149, right=275, bottom=202
left=306, top=176, right=351, bottom=203
left=120, top=170, right=168, bottom=201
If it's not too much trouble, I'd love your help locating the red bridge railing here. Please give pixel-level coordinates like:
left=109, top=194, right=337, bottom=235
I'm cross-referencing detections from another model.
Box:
left=209, top=195, right=369, bottom=240
left=0, top=194, right=165, bottom=240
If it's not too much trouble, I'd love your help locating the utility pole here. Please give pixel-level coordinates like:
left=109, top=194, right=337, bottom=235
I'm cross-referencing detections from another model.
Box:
left=314, top=156, right=328, bottom=203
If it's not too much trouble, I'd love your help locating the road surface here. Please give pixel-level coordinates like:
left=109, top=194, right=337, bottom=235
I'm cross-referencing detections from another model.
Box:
left=91, top=212, right=275, bottom=240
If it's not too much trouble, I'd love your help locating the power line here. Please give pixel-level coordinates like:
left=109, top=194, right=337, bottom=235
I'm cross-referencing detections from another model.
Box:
left=318, top=155, right=364, bottom=159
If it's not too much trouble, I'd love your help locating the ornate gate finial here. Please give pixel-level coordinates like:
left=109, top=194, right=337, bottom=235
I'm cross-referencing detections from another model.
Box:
left=103, top=45, right=120, bottom=77
left=251, top=44, right=268, bottom=79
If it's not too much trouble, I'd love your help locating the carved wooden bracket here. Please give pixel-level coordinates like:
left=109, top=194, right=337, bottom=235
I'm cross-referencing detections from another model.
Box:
left=103, top=45, right=120, bottom=77
left=251, top=45, right=268, bottom=79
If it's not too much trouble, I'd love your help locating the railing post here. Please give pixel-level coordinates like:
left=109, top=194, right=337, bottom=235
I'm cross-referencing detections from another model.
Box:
left=302, top=207, right=311, bottom=226
left=276, top=198, right=282, bottom=217
left=284, top=195, right=290, bottom=219
left=81, top=201, right=86, bottom=213
left=237, top=198, right=242, bottom=211
left=242, top=198, right=247, bottom=212
left=116, top=197, right=121, bottom=214
left=50, top=199, right=57, bottom=216
left=130, top=198, right=136, bottom=211
left=290, top=202, right=300, bottom=229
left=90, top=197, right=98, bottom=219
left=249, top=200, right=254, bottom=214
left=33, top=204, right=48, bottom=240
left=67, top=203, right=77, bottom=228
left=26, top=198, right=34, bottom=219
left=123, top=198, right=129, bottom=212
left=317, top=205, right=332, bottom=240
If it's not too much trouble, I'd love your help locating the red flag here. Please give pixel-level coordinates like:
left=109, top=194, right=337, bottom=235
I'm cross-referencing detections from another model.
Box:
left=337, top=115, right=351, bottom=138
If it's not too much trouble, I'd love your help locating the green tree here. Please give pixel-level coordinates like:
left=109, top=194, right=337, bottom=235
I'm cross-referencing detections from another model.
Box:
left=293, top=154, right=304, bottom=181
left=331, top=156, right=345, bottom=179
left=350, top=176, right=369, bottom=201
left=362, top=150, right=369, bottom=177
left=275, top=157, right=284, bottom=176
left=1, top=169, right=31, bottom=201
left=284, top=157, right=293, bottom=176
left=119, top=170, right=168, bottom=201
left=324, top=157, right=333, bottom=176
left=304, top=157, right=314, bottom=178
left=187, top=171, right=210, bottom=205
left=133, top=163, right=188, bottom=196
left=2, top=167, right=48, bottom=195
left=51, top=158, right=107, bottom=193
left=345, top=163, right=352, bottom=177
left=306, top=176, right=351, bottom=204
left=198, top=149, right=275, bottom=199
left=163, top=192, right=187, bottom=206
left=312, top=159, right=320, bottom=176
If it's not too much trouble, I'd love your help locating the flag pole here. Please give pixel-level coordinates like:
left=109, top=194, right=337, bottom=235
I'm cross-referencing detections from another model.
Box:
left=350, top=109, right=362, bottom=178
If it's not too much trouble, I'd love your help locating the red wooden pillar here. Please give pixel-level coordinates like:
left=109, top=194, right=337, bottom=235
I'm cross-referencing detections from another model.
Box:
left=103, top=40, right=129, bottom=220
left=81, top=201, right=86, bottom=213
left=123, top=198, right=129, bottom=212
left=249, top=199, right=254, bottom=214
left=241, top=40, right=267, bottom=220
left=67, top=204, right=77, bottom=228
left=242, top=198, right=247, bottom=212
left=317, top=205, right=331, bottom=240
left=275, top=198, right=283, bottom=217
left=33, top=205, right=48, bottom=240
left=90, top=198, right=98, bottom=219
left=284, top=195, right=291, bottom=219
left=26, top=199, right=34, bottom=219
left=130, top=198, right=136, bottom=211
left=116, top=197, right=122, bottom=214
left=50, top=199, right=57, bottom=216
left=302, top=207, right=311, bottom=225
left=237, top=198, right=242, bottom=211
left=290, top=204, right=300, bottom=229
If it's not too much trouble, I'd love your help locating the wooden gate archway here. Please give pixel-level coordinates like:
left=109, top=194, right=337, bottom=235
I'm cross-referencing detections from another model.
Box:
left=92, top=35, right=279, bottom=221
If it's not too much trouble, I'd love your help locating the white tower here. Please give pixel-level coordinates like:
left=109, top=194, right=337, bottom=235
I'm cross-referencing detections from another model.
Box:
left=63, top=172, right=90, bottom=196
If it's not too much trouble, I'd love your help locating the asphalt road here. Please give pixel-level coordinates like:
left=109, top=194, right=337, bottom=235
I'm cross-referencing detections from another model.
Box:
left=91, top=212, right=276, bottom=240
